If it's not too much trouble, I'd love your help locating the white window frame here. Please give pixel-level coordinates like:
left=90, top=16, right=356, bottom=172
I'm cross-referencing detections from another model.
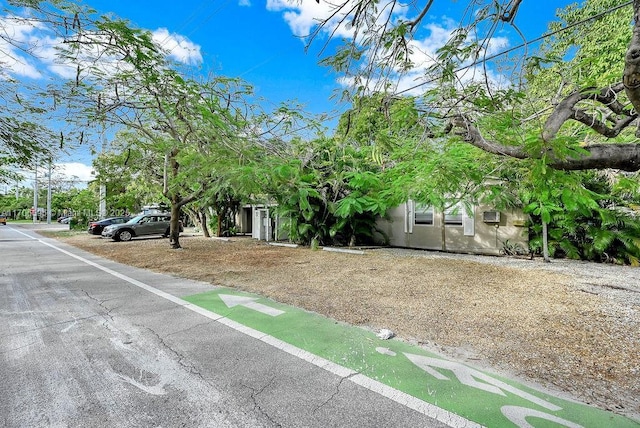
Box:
left=444, top=202, right=475, bottom=236
left=414, top=203, right=434, bottom=226
left=444, top=203, right=463, bottom=227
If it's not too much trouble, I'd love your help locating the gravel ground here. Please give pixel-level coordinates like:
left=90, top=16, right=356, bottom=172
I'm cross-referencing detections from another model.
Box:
left=48, top=231, right=640, bottom=422
left=373, top=247, right=640, bottom=306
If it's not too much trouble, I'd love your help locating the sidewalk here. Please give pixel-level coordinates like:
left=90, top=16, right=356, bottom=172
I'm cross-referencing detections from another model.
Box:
left=6, top=221, right=70, bottom=231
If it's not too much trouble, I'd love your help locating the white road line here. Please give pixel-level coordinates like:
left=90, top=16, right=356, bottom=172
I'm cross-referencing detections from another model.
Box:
left=9, top=226, right=39, bottom=240
left=29, top=233, right=481, bottom=428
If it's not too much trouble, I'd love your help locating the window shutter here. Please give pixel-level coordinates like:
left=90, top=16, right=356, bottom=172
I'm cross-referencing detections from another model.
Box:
left=463, top=208, right=475, bottom=236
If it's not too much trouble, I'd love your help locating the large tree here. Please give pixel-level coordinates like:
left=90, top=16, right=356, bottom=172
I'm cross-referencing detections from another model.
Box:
left=51, top=10, right=255, bottom=248
left=311, top=0, right=640, bottom=171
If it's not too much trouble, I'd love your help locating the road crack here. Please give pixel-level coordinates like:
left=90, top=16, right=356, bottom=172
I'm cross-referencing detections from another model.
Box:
left=81, top=289, right=120, bottom=324
left=144, top=326, right=205, bottom=380
left=242, top=376, right=281, bottom=427
left=313, top=372, right=359, bottom=414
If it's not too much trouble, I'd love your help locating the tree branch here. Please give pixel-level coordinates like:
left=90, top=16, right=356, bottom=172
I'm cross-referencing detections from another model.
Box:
left=543, top=83, right=637, bottom=142
left=449, top=115, right=640, bottom=171
left=447, top=116, right=529, bottom=159
left=623, top=0, right=640, bottom=126
left=571, top=108, right=637, bottom=138
left=500, top=0, right=523, bottom=23
left=407, top=0, right=435, bottom=31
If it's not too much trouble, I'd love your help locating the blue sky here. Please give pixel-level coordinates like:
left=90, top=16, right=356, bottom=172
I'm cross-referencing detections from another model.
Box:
left=1, top=0, right=580, bottom=184
left=82, top=0, right=574, bottom=116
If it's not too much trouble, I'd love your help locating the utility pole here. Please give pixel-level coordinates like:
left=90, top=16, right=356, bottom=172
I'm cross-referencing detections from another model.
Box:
left=46, top=159, right=52, bottom=224
left=32, top=163, right=38, bottom=223
left=99, top=122, right=107, bottom=219
left=99, top=183, right=106, bottom=218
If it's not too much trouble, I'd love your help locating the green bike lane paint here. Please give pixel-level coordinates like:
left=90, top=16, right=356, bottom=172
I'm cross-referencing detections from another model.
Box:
left=184, top=288, right=639, bottom=428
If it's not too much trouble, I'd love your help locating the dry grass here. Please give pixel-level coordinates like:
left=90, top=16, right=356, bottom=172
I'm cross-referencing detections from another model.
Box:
left=53, top=232, right=639, bottom=420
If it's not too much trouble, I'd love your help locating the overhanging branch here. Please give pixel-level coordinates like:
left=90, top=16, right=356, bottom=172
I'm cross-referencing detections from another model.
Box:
left=543, top=83, right=638, bottom=142
left=449, top=115, right=640, bottom=172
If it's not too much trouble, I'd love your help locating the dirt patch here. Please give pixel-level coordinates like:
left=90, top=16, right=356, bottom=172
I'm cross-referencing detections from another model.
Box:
left=53, top=232, right=640, bottom=420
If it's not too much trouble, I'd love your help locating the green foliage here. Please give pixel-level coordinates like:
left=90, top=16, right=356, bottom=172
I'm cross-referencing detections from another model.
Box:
left=0, top=115, right=58, bottom=184
left=335, top=93, right=427, bottom=161
left=56, top=12, right=261, bottom=247
left=529, top=0, right=632, bottom=89
left=252, top=137, right=390, bottom=247
left=528, top=206, right=640, bottom=265
left=524, top=0, right=636, bottom=142
left=92, top=136, right=162, bottom=214
left=525, top=170, right=640, bottom=265
left=66, top=188, right=99, bottom=229
left=6, top=0, right=636, bottom=263
left=204, top=181, right=242, bottom=237
left=0, top=191, right=32, bottom=219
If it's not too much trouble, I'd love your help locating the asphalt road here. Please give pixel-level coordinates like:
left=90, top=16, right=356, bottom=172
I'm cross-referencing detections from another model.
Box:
left=0, top=224, right=449, bottom=428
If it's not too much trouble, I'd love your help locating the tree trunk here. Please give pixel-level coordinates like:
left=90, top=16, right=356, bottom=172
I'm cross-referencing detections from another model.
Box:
left=542, top=221, right=550, bottom=263
left=200, top=210, right=211, bottom=238
left=440, top=211, right=446, bottom=251
left=185, top=207, right=210, bottom=238
left=169, top=200, right=182, bottom=249
left=624, top=1, right=640, bottom=120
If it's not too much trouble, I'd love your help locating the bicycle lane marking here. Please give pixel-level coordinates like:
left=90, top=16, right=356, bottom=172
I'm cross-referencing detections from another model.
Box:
left=23, top=234, right=479, bottom=428
left=184, top=288, right=640, bottom=428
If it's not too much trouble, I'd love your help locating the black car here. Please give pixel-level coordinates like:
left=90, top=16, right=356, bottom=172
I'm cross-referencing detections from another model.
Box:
left=88, top=216, right=131, bottom=235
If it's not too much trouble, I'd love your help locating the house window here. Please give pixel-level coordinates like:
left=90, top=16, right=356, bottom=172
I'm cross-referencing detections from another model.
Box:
left=444, top=204, right=463, bottom=226
left=414, top=204, right=434, bottom=225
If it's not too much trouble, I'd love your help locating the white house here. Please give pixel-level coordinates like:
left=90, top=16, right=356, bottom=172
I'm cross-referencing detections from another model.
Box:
left=374, top=200, right=529, bottom=255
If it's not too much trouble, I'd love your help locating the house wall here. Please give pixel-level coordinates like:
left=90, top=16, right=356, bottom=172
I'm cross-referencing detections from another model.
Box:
left=375, top=201, right=528, bottom=255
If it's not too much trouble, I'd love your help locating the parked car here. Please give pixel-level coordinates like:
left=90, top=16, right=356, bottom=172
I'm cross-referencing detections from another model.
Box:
left=0, top=214, right=6, bottom=225
left=101, top=213, right=182, bottom=241
left=87, top=216, right=131, bottom=235
left=57, top=215, right=71, bottom=223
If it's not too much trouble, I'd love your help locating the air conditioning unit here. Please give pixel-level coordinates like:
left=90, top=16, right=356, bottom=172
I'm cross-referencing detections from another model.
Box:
left=482, top=211, right=501, bottom=223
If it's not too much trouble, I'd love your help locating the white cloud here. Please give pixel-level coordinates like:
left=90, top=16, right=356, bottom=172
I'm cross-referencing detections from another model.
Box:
left=0, top=10, right=204, bottom=82
left=266, top=0, right=353, bottom=39
left=54, top=162, right=94, bottom=184
left=414, top=20, right=457, bottom=57
left=332, top=16, right=513, bottom=98
left=0, top=53, right=42, bottom=79
left=238, top=0, right=251, bottom=7
left=264, top=1, right=513, bottom=96
left=152, top=28, right=203, bottom=65
left=0, top=16, right=44, bottom=78
left=485, top=36, right=509, bottom=56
